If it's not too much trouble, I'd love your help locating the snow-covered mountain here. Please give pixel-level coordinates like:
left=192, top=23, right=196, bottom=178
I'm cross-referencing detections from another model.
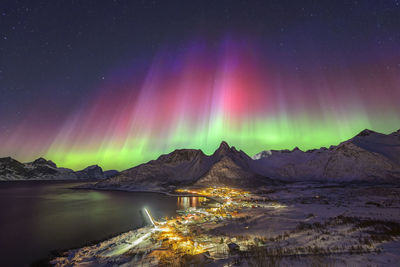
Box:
left=0, top=157, right=118, bottom=181
left=251, top=129, right=400, bottom=182
left=3, top=128, right=399, bottom=185
left=93, top=141, right=274, bottom=190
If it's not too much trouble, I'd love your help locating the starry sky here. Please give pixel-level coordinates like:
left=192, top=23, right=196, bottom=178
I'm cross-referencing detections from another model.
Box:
left=1, top=0, right=400, bottom=170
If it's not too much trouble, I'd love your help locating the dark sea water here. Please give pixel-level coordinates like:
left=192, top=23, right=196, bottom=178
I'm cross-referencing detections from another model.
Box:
left=0, top=181, right=203, bottom=266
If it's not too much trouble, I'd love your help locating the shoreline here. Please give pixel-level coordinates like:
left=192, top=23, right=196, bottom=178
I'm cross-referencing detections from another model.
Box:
left=31, top=229, right=132, bottom=267
left=73, top=184, right=227, bottom=204
left=73, top=183, right=225, bottom=198
left=32, top=185, right=216, bottom=266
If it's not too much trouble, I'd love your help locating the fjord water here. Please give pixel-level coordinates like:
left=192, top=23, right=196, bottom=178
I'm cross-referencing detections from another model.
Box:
left=0, top=181, right=196, bottom=266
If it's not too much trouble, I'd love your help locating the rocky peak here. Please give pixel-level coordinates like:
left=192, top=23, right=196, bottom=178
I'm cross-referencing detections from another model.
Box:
left=390, top=129, right=400, bottom=136
left=252, top=150, right=272, bottom=160
left=212, top=141, right=234, bottom=157
left=0, top=157, right=25, bottom=168
left=211, top=141, right=253, bottom=170
left=76, top=165, right=105, bottom=179
left=219, top=141, right=230, bottom=150
left=32, top=157, right=57, bottom=168
left=0, top=156, right=16, bottom=164
left=356, top=129, right=376, bottom=137
left=82, top=165, right=102, bottom=171
left=157, top=149, right=205, bottom=164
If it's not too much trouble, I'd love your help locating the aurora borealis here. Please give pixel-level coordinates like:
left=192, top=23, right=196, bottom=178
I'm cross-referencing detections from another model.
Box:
left=1, top=1, right=399, bottom=170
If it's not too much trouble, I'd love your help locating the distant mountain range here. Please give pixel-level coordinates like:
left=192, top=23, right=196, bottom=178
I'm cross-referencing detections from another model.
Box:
left=0, top=157, right=118, bottom=181
left=91, top=128, right=400, bottom=191
left=2, top=129, right=399, bottom=185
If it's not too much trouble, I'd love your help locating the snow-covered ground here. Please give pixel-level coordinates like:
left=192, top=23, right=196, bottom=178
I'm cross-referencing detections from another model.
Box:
left=50, top=182, right=400, bottom=266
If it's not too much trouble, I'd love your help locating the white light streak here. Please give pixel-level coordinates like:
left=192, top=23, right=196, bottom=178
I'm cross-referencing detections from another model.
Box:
left=144, top=208, right=156, bottom=226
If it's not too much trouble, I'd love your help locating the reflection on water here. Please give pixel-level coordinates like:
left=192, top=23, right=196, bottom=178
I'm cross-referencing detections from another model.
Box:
left=177, top=196, right=207, bottom=209
left=0, top=181, right=182, bottom=266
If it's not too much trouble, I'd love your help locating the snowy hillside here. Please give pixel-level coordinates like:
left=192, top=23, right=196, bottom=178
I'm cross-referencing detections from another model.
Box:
left=251, top=129, right=400, bottom=182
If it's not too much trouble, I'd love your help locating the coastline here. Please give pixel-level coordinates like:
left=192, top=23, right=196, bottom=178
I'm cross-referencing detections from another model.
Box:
left=49, top=183, right=400, bottom=266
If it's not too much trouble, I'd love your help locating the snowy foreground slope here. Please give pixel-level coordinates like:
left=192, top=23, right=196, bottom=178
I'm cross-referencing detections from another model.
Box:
left=0, top=157, right=118, bottom=180
left=92, top=129, right=400, bottom=191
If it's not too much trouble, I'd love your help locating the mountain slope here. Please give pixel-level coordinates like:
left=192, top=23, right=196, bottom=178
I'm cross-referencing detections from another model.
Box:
left=193, top=156, right=266, bottom=187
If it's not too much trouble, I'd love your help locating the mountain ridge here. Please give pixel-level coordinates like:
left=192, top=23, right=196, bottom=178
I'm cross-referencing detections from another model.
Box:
left=2, top=128, right=399, bottom=185
left=0, top=157, right=119, bottom=181
left=95, top=128, right=400, bottom=190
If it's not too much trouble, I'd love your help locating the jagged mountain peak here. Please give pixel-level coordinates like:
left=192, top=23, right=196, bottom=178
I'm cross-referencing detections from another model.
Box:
left=356, top=129, right=377, bottom=137
left=215, top=141, right=231, bottom=153
left=0, top=156, right=17, bottom=163
left=213, top=141, right=239, bottom=155
left=212, top=141, right=252, bottom=164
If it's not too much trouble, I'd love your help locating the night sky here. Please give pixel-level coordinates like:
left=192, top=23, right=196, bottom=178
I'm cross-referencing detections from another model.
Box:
left=1, top=0, right=400, bottom=170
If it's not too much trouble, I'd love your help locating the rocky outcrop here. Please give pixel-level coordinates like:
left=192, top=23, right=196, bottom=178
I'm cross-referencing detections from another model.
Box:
left=252, top=150, right=272, bottom=160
